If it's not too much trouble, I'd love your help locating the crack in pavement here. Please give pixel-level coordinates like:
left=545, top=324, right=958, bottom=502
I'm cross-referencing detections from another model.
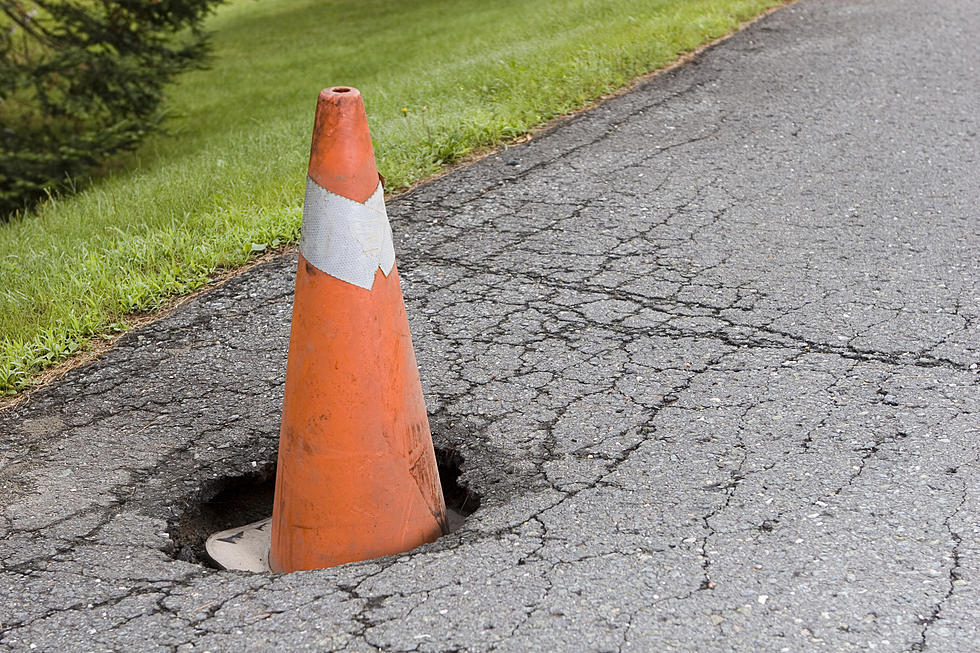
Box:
left=2, top=0, right=980, bottom=650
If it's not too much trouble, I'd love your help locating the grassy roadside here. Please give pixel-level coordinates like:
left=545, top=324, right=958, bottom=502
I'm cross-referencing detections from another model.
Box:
left=0, top=0, right=785, bottom=394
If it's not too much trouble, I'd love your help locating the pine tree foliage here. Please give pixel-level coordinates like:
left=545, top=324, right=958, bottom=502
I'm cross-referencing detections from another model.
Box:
left=0, top=0, right=223, bottom=218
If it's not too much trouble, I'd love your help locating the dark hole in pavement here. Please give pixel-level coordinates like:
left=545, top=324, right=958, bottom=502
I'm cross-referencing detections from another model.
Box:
left=168, top=445, right=480, bottom=570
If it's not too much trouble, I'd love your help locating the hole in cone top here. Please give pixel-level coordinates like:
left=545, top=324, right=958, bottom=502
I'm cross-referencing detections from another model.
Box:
left=331, top=86, right=352, bottom=93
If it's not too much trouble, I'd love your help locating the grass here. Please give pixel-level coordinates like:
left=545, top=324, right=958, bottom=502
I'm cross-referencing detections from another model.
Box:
left=0, top=0, right=784, bottom=394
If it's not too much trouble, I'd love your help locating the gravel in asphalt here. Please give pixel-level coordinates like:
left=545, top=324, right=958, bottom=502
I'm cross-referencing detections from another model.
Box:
left=1, top=0, right=978, bottom=650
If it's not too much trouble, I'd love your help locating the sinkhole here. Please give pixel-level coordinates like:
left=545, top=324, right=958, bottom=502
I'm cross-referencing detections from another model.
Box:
left=168, top=445, right=480, bottom=571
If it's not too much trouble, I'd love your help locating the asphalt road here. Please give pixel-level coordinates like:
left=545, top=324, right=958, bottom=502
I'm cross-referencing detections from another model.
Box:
left=2, top=0, right=979, bottom=650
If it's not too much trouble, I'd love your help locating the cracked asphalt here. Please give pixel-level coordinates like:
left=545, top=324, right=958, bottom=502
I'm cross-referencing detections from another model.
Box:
left=2, top=0, right=979, bottom=650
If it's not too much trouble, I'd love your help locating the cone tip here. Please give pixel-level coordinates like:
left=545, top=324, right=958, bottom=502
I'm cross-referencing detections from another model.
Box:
left=308, top=85, right=378, bottom=203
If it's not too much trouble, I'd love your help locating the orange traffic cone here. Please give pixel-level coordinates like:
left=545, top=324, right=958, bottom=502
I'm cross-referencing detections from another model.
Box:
left=269, top=86, right=448, bottom=572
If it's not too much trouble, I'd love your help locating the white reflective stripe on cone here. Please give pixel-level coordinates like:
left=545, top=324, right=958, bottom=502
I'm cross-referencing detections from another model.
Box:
left=299, top=179, right=395, bottom=290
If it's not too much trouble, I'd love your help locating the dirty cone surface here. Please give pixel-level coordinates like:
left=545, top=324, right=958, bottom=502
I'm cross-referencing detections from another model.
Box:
left=270, top=86, right=448, bottom=573
left=2, top=1, right=979, bottom=650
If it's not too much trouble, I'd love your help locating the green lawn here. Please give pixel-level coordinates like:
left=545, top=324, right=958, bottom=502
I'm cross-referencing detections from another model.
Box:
left=0, top=0, right=784, bottom=394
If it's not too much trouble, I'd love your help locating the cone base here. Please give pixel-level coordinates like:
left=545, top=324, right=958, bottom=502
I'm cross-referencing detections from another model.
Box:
left=206, top=518, right=272, bottom=572
left=205, top=510, right=465, bottom=574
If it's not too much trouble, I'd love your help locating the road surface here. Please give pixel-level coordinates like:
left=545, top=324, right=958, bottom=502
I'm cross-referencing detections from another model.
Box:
left=2, top=0, right=978, bottom=650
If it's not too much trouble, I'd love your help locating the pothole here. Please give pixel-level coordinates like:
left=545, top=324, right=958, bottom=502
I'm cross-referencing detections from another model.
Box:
left=168, top=445, right=480, bottom=570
